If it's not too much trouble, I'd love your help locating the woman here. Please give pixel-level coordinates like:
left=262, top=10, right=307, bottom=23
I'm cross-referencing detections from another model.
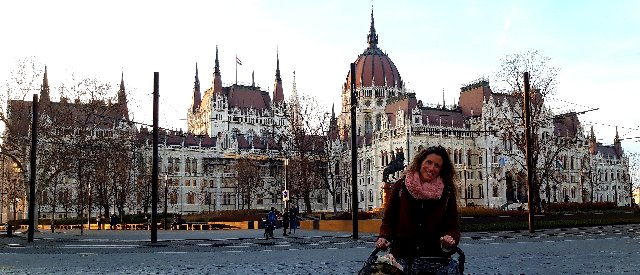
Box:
left=375, top=146, right=460, bottom=271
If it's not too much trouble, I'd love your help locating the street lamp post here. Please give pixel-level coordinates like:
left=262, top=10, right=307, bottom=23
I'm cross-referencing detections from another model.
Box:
left=164, top=174, right=168, bottom=230
left=0, top=193, right=3, bottom=225
left=464, top=166, right=468, bottom=206
left=406, top=118, right=411, bottom=166
left=284, top=159, right=288, bottom=210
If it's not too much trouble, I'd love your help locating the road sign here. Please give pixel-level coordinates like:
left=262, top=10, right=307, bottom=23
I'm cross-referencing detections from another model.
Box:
left=282, top=190, right=289, bottom=201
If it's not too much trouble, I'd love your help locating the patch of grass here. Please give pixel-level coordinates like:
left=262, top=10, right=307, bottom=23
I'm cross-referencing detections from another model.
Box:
left=461, top=213, right=640, bottom=232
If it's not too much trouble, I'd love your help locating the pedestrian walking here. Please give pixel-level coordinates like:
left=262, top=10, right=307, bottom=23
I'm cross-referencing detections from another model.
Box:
left=282, top=208, right=290, bottom=236
left=110, top=214, right=117, bottom=230
left=289, top=206, right=298, bottom=234
left=97, top=215, right=103, bottom=230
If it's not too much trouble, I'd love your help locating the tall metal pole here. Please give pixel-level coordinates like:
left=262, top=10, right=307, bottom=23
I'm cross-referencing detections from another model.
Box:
left=284, top=159, right=288, bottom=211
left=350, top=63, right=358, bottom=239
left=406, top=123, right=410, bottom=164
left=151, top=72, right=159, bottom=243
left=164, top=175, right=168, bottom=230
left=27, top=94, right=38, bottom=242
left=523, top=72, right=535, bottom=233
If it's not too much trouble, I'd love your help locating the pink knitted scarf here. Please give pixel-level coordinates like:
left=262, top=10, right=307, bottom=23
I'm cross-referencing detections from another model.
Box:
left=405, top=171, right=444, bottom=200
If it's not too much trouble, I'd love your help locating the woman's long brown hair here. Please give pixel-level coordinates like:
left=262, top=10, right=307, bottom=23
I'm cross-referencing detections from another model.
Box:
left=406, top=145, right=457, bottom=189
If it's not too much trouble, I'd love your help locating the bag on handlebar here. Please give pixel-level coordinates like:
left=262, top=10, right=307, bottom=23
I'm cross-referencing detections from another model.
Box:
left=357, top=248, right=404, bottom=275
left=410, top=256, right=458, bottom=275
left=410, top=246, right=464, bottom=275
left=357, top=247, right=464, bottom=275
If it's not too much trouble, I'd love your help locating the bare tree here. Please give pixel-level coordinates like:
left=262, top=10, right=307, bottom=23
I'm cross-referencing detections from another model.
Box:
left=627, top=152, right=639, bottom=205
left=1, top=57, right=44, bottom=224
left=283, top=94, right=330, bottom=213
left=492, top=50, right=574, bottom=210
left=234, top=157, right=264, bottom=210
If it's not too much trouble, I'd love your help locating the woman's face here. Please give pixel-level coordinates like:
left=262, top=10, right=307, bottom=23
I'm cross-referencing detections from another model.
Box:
left=419, top=153, right=443, bottom=182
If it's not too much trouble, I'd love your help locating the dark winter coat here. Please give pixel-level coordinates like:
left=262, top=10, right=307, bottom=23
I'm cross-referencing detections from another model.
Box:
left=379, top=176, right=460, bottom=259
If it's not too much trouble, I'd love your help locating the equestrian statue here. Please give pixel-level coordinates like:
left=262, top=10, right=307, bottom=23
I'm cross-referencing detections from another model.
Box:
left=382, top=152, right=405, bottom=183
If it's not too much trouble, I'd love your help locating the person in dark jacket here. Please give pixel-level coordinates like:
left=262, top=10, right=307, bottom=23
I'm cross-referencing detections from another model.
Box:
left=375, top=145, right=460, bottom=271
left=289, top=206, right=298, bottom=234
left=282, top=208, right=290, bottom=236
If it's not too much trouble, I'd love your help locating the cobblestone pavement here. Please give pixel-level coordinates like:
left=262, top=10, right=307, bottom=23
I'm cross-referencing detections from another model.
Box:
left=1, top=224, right=639, bottom=274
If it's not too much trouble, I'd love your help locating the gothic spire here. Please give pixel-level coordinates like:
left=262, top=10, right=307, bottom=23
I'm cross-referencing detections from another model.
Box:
left=273, top=49, right=284, bottom=103
left=331, top=103, right=335, bottom=119
left=212, top=45, right=223, bottom=95
left=614, top=126, right=622, bottom=157
left=275, top=49, right=282, bottom=82
left=290, top=71, right=302, bottom=129
left=191, top=63, right=201, bottom=113
left=214, top=45, right=220, bottom=75
left=117, top=72, right=129, bottom=119
left=442, top=89, right=446, bottom=109
left=118, top=71, right=127, bottom=104
left=40, top=65, right=50, bottom=103
left=367, top=8, right=379, bottom=49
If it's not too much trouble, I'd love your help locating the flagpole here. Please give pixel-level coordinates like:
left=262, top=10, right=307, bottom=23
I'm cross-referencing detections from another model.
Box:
left=235, top=54, right=238, bottom=85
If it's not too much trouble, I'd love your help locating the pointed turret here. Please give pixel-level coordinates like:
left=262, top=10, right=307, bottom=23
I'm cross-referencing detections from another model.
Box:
left=289, top=71, right=301, bottom=128
left=118, top=72, right=127, bottom=104
left=614, top=126, right=622, bottom=157
left=118, top=72, right=129, bottom=119
left=588, top=126, right=597, bottom=155
left=328, top=103, right=339, bottom=140
left=40, top=66, right=50, bottom=103
left=272, top=50, right=284, bottom=103
left=367, top=8, right=379, bottom=49
left=191, top=63, right=201, bottom=113
left=212, top=45, right=223, bottom=95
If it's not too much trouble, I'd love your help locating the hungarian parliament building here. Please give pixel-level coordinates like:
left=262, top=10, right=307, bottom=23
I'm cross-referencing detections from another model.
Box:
left=3, top=12, right=632, bottom=220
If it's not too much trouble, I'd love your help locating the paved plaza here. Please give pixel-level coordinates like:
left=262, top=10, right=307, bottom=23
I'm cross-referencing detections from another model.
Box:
left=1, top=224, right=639, bottom=274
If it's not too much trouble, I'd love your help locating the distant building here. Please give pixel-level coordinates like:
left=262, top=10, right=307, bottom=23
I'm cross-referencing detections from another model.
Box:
left=135, top=47, right=328, bottom=214
left=1, top=67, right=135, bottom=220
left=2, top=10, right=631, bottom=220
left=327, top=10, right=632, bottom=211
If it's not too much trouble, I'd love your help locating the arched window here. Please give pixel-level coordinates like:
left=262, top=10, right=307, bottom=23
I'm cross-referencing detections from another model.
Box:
left=185, top=157, right=191, bottom=174
left=570, top=157, right=574, bottom=170
left=169, top=192, right=178, bottom=204
left=187, top=192, right=195, bottom=204
left=453, top=149, right=459, bottom=164
left=364, top=115, right=373, bottom=134
left=478, top=184, right=484, bottom=199
left=192, top=159, right=198, bottom=174
left=466, top=185, right=474, bottom=199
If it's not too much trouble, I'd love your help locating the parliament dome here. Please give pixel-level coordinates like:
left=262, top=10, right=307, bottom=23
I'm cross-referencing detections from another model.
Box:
left=344, top=11, right=403, bottom=90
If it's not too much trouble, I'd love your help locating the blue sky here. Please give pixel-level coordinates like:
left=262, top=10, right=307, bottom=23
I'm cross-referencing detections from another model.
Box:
left=1, top=0, right=639, bottom=169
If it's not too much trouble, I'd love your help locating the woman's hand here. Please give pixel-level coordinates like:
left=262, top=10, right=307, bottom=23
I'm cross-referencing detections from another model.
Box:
left=375, top=237, right=391, bottom=250
left=440, top=235, right=455, bottom=251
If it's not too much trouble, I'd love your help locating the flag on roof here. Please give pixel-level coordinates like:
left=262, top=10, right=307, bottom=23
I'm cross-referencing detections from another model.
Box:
left=236, top=56, right=242, bottom=65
